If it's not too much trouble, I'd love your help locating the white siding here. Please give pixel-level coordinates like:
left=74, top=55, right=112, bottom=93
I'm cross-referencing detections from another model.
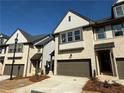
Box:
left=6, top=29, right=28, bottom=44
left=54, top=11, right=89, bottom=34
left=42, top=40, right=54, bottom=73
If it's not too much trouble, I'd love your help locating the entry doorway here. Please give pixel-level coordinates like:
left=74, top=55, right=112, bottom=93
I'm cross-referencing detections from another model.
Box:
left=0, top=58, right=4, bottom=75
left=97, top=50, right=113, bottom=75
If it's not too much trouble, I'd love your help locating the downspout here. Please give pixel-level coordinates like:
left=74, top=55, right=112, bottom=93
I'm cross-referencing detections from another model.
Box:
left=41, top=45, right=44, bottom=75
left=25, top=44, right=30, bottom=77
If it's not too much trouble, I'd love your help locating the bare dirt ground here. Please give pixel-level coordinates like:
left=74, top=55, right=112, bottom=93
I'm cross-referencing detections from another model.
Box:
left=0, top=75, right=49, bottom=93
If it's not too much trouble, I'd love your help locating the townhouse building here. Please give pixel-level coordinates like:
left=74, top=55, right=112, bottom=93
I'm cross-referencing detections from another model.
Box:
left=53, top=0, right=124, bottom=79
left=0, top=29, right=54, bottom=77
left=0, top=33, right=9, bottom=75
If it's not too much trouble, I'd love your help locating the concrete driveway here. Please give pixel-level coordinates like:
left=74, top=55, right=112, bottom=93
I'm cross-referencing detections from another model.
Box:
left=15, top=75, right=89, bottom=93
left=0, top=75, right=10, bottom=81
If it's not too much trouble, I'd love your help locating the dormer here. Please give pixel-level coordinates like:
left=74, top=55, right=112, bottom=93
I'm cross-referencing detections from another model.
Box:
left=112, top=0, right=124, bottom=18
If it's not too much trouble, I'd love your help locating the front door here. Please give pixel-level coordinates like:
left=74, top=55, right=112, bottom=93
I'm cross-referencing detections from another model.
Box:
left=97, top=50, right=112, bottom=75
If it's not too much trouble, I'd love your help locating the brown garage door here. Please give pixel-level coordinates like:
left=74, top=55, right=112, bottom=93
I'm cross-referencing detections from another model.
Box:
left=116, top=58, right=124, bottom=79
left=3, top=64, right=24, bottom=76
left=57, top=59, right=91, bottom=77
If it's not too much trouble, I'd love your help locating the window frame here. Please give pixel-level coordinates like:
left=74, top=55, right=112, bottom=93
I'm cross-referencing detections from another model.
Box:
left=60, top=29, right=82, bottom=44
left=8, top=43, right=23, bottom=53
left=67, top=31, right=73, bottom=42
left=74, top=30, right=81, bottom=41
left=112, top=23, right=124, bottom=37
left=115, top=5, right=124, bottom=17
left=96, top=27, right=106, bottom=39
left=60, top=33, right=67, bottom=43
left=0, top=38, right=4, bottom=44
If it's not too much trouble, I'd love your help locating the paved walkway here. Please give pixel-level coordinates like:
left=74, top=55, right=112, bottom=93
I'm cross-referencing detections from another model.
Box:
left=0, top=75, right=10, bottom=81
left=15, top=75, right=89, bottom=93
left=98, top=75, right=124, bottom=85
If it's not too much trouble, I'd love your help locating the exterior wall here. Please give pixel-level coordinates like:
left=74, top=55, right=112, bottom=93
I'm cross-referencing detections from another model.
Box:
left=2, top=44, right=30, bottom=76
left=26, top=45, right=42, bottom=76
left=54, top=27, right=96, bottom=76
left=94, top=22, right=124, bottom=77
left=94, top=22, right=124, bottom=58
left=42, top=40, right=54, bottom=74
left=95, top=37, right=124, bottom=58
left=1, top=30, right=31, bottom=76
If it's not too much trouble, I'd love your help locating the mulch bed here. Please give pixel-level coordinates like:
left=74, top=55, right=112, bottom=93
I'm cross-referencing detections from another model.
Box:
left=0, top=75, right=49, bottom=90
left=83, top=79, right=124, bottom=93
left=29, top=75, right=50, bottom=82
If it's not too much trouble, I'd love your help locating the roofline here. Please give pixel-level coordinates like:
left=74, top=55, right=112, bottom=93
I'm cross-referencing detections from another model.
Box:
left=5, top=28, right=30, bottom=44
left=0, top=33, right=9, bottom=39
left=112, top=1, right=124, bottom=7
left=52, top=10, right=95, bottom=34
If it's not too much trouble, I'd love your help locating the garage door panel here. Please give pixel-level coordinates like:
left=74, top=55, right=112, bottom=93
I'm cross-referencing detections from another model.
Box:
left=116, top=58, right=124, bottom=79
left=3, top=64, right=24, bottom=76
left=57, top=60, right=91, bottom=77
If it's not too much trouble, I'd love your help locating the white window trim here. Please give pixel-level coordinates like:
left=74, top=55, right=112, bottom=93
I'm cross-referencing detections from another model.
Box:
left=96, top=28, right=106, bottom=39
left=112, top=24, right=124, bottom=37
left=60, top=28, right=82, bottom=44
left=115, top=5, right=124, bottom=17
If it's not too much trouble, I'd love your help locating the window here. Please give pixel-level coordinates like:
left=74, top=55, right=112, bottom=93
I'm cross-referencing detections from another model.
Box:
left=8, top=44, right=23, bottom=53
left=60, top=29, right=81, bottom=43
left=96, top=28, right=106, bottom=39
left=67, top=32, right=73, bottom=42
left=0, top=48, right=2, bottom=54
left=116, top=6, right=124, bottom=17
left=16, top=44, right=23, bottom=52
left=112, top=24, right=123, bottom=36
left=74, top=30, right=81, bottom=41
left=68, top=16, right=71, bottom=22
left=8, top=44, right=14, bottom=53
left=0, top=38, right=4, bottom=44
left=61, top=33, right=66, bottom=43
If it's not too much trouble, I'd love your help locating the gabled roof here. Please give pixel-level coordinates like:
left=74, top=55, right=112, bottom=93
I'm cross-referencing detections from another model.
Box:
left=9, top=28, right=48, bottom=43
left=35, top=35, right=54, bottom=46
left=53, top=10, right=95, bottom=34
left=69, top=10, right=94, bottom=23
left=94, top=16, right=124, bottom=26
left=113, top=0, right=124, bottom=7
left=95, top=16, right=112, bottom=23
left=0, top=33, right=9, bottom=39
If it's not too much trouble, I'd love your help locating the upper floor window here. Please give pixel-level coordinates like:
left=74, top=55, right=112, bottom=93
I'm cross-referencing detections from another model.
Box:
left=0, top=38, right=4, bottom=44
left=96, top=28, right=106, bottom=39
left=112, top=24, right=123, bottom=36
left=0, top=48, right=2, bottom=54
left=67, top=32, right=73, bottom=42
left=115, top=5, right=124, bottom=17
left=61, top=33, right=67, bottom=43
left=74, top=30, right=81, bottom=41
left=8, top=44, right=23, bottom=53
left=60, top=29, right=81, bottom=43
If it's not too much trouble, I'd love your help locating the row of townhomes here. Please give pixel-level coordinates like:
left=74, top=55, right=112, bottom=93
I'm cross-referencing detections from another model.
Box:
left=0, top=29, right=54, bottom=77
left=0, top=0, right=124, bottom=79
